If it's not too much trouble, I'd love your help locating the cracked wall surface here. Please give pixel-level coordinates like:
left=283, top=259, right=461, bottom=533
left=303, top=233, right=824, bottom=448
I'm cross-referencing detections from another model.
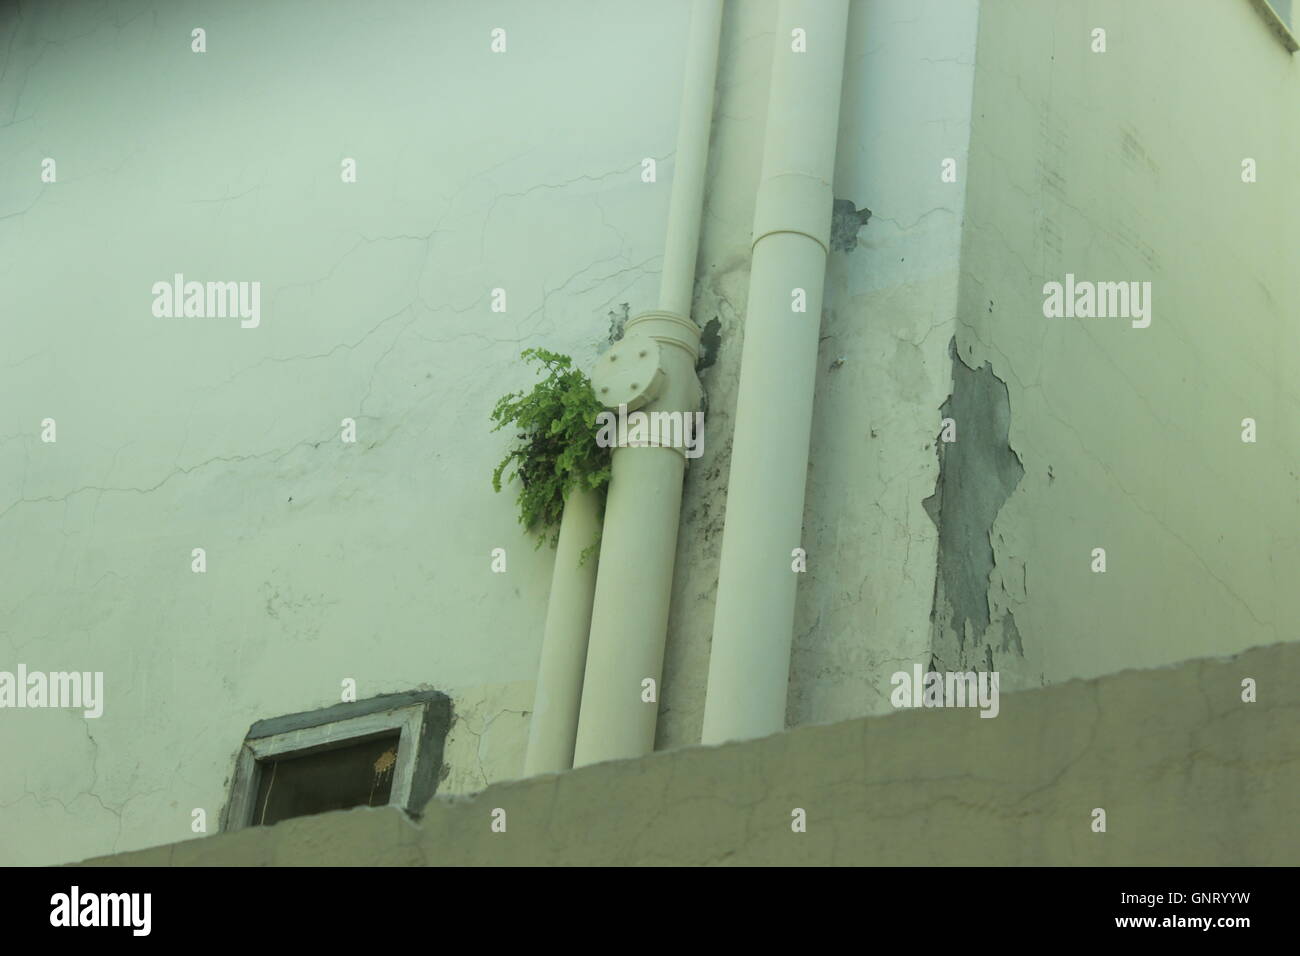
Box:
left=0, top=0, right=690, bottom=865
left=75, top=642, right=1300, bottom=866
left=949, top=0, right=1300, bottom=692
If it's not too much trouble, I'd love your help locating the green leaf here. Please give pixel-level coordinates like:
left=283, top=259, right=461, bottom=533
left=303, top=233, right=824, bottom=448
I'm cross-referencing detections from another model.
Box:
left=490, top=349, right=611, bottom=548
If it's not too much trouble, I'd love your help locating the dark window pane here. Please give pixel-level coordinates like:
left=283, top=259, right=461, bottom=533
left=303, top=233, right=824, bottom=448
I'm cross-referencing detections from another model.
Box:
left=252, top=733, right=400, bottom=826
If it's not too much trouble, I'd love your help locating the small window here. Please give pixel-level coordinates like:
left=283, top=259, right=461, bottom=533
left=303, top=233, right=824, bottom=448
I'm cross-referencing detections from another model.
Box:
left=251, top=731, right=400, bottom=825
left=222, top=691, right=451, bottom=830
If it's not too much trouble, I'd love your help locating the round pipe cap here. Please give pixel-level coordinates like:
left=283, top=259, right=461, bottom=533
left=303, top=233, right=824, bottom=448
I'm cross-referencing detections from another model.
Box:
left=591, top=337, right=665, bottom=411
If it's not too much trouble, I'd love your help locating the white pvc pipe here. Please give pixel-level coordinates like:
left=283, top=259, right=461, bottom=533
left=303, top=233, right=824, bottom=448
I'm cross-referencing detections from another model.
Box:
left=570, top=0, right=723, bottom=767
left=523, top=485, right=602, bottom=775
left=659, top=0, right=725, bottom=318
left=701, top=0, right=850, bottom=745
left=573, top=313, right=701, bottom=766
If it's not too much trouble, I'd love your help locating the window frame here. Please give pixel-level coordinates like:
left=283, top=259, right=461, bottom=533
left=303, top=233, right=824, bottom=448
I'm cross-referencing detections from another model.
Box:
left=222, top=690, right=451, bottom=832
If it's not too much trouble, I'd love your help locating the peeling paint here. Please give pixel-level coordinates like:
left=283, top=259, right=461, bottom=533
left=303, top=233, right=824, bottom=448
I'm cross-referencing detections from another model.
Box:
left=925, top=339, right=1025, bottom=657
left=696, top=316, right=722, bottom=372
left=600, top=302, right=630, bottom=351
left=829, top=198, right=872, bottom=253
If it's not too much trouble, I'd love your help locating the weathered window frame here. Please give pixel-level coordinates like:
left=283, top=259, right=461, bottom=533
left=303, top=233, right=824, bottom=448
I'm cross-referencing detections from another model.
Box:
left=221, top=690, right=451, bottom=831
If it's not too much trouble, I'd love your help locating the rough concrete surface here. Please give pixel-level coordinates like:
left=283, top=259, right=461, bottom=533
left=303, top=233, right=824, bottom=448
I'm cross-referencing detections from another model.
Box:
left=77, top=642, right=1299, bottom=866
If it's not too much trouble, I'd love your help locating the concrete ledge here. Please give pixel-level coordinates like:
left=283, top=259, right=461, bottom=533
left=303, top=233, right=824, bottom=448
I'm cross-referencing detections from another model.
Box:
left=76, top=642, right=1299, bottom=865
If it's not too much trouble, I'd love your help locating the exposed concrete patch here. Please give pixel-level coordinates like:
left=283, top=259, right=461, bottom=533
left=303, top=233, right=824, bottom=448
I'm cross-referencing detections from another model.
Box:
left=599, top=302, right=630, bottom=352
left=925, top=338, right=1025, bottom=662
left=829, top=198, right=872, bottom=253
left=696, top=316, right=722, bottom=372
left=1000, top=608, right=1024, bottom=656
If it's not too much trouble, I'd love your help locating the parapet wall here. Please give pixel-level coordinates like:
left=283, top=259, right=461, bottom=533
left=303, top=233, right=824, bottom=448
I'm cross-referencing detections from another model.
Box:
left=78, top=642, right=1299, bottom=866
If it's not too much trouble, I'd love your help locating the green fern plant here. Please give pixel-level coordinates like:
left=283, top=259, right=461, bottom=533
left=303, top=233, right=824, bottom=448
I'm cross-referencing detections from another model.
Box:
left=491, top=348, right=611, bottom=549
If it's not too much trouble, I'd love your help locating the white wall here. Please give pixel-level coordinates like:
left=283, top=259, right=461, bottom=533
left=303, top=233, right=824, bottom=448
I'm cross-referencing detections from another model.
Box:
left=11, top=0, right=1273, bottom=868
left=946, top=0, right=1300, bottom=688
left=0, top=0, right=689, bottom=865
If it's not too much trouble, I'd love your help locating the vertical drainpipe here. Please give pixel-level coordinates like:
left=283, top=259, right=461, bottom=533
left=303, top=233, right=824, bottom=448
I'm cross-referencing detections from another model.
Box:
left=570, top=0, right=723, bottom=767
left=523, top=484, right=601, bottom=775
left=701, top=0, right=850, bottom=745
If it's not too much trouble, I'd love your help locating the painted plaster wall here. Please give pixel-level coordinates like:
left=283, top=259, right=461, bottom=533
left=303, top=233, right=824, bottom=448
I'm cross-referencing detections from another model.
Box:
left=10, top=0, right=1283, bottom=870
left=77, top=642, right=1300, bottom=866
left=0, top=0, right=979, bottom=866
left=0, top=0, right=690, bottom=865
left=941, top=0, right=1300, bottom=691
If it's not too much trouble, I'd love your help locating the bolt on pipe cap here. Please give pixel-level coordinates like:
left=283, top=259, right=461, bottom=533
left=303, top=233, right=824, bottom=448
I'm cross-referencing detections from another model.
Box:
left=591, top=337, right=665, bottom=411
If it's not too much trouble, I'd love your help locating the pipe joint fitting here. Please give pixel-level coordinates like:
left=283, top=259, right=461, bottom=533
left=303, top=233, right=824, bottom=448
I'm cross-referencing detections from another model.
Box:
left=751, top=172, right=834, bottom=253
left=624, top=310, right=702, bottom=362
